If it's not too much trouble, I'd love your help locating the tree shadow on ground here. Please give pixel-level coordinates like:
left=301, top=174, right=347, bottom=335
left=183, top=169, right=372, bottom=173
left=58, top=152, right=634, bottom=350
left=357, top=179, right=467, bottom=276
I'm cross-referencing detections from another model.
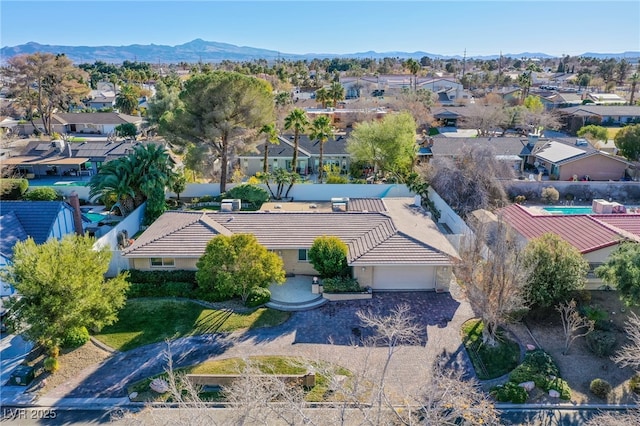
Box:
left=235, top=292, right=461, bottom=346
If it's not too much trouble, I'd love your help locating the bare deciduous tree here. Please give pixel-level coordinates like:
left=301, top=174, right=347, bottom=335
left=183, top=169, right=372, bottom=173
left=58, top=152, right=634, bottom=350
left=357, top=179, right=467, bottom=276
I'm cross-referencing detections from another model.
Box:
left=556, top=299, right=595, bottom=355
left=455, top=219, right=529, bottom=346
left=612, top=311, right=640, bottom=371
left=583, top=409, right=640, bottom=426
left=461, top=103, right=508, bottom=137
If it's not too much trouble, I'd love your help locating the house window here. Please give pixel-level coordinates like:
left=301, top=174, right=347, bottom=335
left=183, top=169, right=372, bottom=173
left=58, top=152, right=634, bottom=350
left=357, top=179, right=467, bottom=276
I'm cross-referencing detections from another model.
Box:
left=150, top=258, right=175, bottom=268
left=587, top=263, right=603, bottom=278
left=298, top=249, right=308, bottom=262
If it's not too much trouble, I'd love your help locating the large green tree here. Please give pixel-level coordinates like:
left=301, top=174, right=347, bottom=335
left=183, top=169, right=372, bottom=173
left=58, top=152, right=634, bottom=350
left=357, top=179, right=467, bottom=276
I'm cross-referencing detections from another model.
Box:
left=89, top=143, right=176, bottom=223
left=5, top=53, right=90, bottom=135
left=115, top=84, right=140, bottom=115
left=196, top=234, right=285, bottom=305
left=577, top=124, right=608, bottom=142
left=283, top=108, right=309, bottom=174
left=161, top=71, right=274, bottom=192
left=308, top=236, right=349, bottom=278
left=3, top=235, right=129, bottom=350
left=614, top=124, right=640, bottom=161
left=596, top=242, right=640, bottom=306
left=309, top=116, right=335, bottom=183
left=522, top=233, right=589, bottom=308
left=346, top=111, right=417, bottom=181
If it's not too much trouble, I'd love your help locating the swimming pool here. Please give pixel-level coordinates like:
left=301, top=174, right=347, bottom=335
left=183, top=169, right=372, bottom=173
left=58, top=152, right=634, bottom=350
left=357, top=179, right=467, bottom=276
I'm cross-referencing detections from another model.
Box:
left=543, top=207, right=594, bottom=215
left=84, top=212, right=107, bottom=223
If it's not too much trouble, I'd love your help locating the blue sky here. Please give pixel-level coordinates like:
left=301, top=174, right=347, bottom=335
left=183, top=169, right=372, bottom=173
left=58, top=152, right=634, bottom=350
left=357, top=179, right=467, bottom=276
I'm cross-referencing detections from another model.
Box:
left=2, top=1, right=639, bottom=57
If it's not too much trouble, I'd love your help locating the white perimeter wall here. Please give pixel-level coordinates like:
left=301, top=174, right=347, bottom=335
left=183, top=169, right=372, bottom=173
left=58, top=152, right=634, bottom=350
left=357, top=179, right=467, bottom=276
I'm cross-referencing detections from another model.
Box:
left=94, top=203, right=145, bottom=277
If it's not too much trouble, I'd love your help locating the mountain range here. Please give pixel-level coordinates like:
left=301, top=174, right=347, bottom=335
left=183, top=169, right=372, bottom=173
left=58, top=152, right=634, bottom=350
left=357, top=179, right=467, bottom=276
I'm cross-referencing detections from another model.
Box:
left=1, top=39, right=639, bottom=64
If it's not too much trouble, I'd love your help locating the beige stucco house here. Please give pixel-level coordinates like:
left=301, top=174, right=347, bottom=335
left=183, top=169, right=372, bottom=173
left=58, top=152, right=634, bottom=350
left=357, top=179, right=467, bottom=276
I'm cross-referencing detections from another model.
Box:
left=124, top=198, right=457, bottom=292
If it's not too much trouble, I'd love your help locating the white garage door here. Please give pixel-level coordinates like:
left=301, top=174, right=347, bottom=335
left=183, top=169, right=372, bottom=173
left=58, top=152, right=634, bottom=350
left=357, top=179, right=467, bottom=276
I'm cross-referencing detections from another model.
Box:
left=372, top=266, right=435, bottom=290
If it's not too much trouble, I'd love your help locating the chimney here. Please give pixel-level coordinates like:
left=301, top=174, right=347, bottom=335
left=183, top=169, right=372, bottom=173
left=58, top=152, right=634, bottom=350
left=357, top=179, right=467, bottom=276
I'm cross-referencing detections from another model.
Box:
left=69, top=191, right=84, bottom=236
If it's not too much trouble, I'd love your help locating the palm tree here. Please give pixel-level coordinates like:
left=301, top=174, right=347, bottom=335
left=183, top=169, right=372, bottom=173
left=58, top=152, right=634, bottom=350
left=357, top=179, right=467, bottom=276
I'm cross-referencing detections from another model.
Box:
left=259, top=123, right=279, bottom=173
left=405, top=58, right=421, bottom=91
left=629, top=73, right=639, bottom=106
left=328, top=82, right=345, bottom=109
left=284, top=108, right=309, bottom=174
left=309, top=116, right=334, bottom=184
left=315, top=87, right=330, bottom=108
left=89, top=144, right=176, bottom=223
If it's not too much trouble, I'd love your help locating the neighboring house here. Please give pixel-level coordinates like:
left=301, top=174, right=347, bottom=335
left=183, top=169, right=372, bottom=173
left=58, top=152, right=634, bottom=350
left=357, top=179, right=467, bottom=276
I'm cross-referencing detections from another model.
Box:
left=0, top=139, right=161, bottom=179
left=431, top=107, right=466, bottom=127
left=15, top=112, right=143, bottom=136
left=531, top=139, right=631, bottom=181
left=586, top=93, right=625, bottom=105
left=499, top=203, right=640, bottom=288
left=304, top=107, right=387, bottom=129
left=0, top=201, right=81, bottom=296
left=558, top=105, right=640, bottom=132
left=124, top=198, right=457, bottom=292
left=542, top=92, right=583, bottom=109
left=418, top=135, right=529, bottom=172
left=86, top=96, right=116, bottom=110
left=238, top=133, right=352, bottom=177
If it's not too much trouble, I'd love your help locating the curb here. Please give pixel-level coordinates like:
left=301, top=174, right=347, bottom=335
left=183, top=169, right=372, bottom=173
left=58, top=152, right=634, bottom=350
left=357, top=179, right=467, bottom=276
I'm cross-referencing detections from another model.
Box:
left=89, top=336, right=119, bottom=354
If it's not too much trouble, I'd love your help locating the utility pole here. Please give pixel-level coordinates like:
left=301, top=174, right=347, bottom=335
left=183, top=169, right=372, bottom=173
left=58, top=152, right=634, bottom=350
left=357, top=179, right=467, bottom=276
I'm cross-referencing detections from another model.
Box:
left=461, top=49, right=467, bottom=86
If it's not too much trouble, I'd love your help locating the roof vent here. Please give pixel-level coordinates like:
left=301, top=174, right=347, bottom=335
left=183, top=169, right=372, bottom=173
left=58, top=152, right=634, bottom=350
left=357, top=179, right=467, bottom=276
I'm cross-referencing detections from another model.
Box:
left=274, top=204, right=282, bottom=209
left=309, top=204, right=317, bottom=209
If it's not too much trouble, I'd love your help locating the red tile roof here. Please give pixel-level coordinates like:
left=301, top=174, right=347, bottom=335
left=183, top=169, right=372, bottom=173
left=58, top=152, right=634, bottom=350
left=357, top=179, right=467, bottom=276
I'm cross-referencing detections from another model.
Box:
left=499, top=204, right=628, bottom=253
left=592, top=215, right=640, bottom=240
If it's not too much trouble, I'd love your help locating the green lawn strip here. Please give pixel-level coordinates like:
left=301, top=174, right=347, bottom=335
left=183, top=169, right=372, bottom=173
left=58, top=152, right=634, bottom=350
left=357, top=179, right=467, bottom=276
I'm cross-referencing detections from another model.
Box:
left=461, top=319, right=520, bottom=380
left=94, top=299, right=290, bottom=351
left=127, top=356, right=350, bottom=403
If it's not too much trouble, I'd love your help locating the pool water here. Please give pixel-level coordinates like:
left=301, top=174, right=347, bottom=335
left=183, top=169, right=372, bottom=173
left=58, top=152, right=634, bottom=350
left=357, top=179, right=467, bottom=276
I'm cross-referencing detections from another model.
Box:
left=543, top=207, right=593, bottom=215
left=84, top=212, right=107, bottom=222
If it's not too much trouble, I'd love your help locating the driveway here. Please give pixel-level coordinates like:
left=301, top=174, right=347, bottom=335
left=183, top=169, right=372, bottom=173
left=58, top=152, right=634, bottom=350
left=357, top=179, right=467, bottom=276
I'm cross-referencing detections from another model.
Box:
left=44, top=291, right=474, bottom=400
left=1, top=333, right=34, bottom=404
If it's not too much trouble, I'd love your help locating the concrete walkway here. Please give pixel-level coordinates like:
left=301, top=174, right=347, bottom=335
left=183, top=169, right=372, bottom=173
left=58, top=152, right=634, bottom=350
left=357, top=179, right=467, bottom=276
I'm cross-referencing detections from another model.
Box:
left=37, top=291, right=473, bottom=404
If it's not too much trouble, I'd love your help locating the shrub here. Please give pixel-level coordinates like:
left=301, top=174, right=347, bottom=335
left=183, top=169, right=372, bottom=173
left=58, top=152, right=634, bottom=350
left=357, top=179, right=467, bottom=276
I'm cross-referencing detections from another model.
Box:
left=586, top=330, right=617, bottom=357
left=308, top=236, right=349, bottom=278
left=541, top=186, right=559, bottom=204
left=581, top=305, right=608, bottom=323
left=49, top=346, right=60, bottom=358
left=490, top=382, right=528, bottom=403
left=127, top=270, right=197, bottom=286
left=565, top=193, right=575, bottom=201
left=0, top=178, right=29, bottom=199
left=546, top=377, right=571, bottom=400
left=326, top=175, right=349, bottom=184
left=246, top=287, right=271, bottom=307
left=628, top=373, right=640, bottom=394
left=225, top=184, right=269, bottom=209
left=44, top=357, right=60, bottom=373
left=509, top=349, right=561, bottom=390
left=22, top=187, right=61, bottom=201
left=322, top=276, right=362, bottom=293
left=590, top=378, right=612, bottom=399
left=62, top=326, right=90, bottom=348
left=514, top=195, right=526, bottom=204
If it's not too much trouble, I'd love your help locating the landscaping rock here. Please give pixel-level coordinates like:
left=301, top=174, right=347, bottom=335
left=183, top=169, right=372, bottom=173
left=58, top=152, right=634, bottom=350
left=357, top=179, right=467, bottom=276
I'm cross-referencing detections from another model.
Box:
left=526, top=344, right=536, bottom=351
left=129, top=392, right=138, bottom=400
left=549, top=389, right=560, bottom=398
left=150, top=378, right=169, bottom=393
left=519, top=381, right=535, bottom=391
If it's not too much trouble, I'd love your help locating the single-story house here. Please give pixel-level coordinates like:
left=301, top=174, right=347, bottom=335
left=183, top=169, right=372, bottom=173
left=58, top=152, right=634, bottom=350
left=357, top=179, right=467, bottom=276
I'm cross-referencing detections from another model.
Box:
left=499, top=203, right=640, bottom=288
left=557, top=105, right=640, bottom=133
left=0, top=200, right=82, bottom=296
left=431, top=107, right=465, bottom=127
left=531, top=139, right=631, bottom=181
left=0, top=140, right=162, bottom=179
left=124, top=198, right=457, bottom=292
left=15, top=112, right=143, bottom=136
left=238, top=133, right=352, bottom=177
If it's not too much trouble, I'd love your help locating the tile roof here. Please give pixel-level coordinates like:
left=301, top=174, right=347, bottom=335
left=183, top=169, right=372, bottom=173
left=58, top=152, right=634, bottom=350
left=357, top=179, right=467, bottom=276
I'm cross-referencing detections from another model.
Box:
left=348, top=198, right=387, bottom=212
left=0, top=201, right=73, bottom=246
left=558, top=105, right=640, bottom=117
left=592, top=215, right=640, bottom=240
left=125, top=205, right=453, bottom=265
left=54, top=112, right=142, bottom=125
left=499, top=204, right=628, bottom=253
left=427, top=137, right=529, bottom=157
left=534, top=141, right=587, bottom=163
left=0, top=211, right=28, bottom=257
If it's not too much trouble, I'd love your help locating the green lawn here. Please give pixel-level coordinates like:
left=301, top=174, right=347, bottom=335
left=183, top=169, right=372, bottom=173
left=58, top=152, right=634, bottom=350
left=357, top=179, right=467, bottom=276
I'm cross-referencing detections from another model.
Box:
left=94, top=299, right=290, bottom=351
left=128, top=355, right=351, bottom=403
left=462, top=319, right=521, bottom=380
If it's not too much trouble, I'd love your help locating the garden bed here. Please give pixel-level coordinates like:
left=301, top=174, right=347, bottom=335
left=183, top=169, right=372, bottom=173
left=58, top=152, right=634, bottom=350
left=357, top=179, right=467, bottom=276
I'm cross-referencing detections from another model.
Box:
left=461, top=319, right=521, bottom=380
left=517, top=291, right=640, bottom=404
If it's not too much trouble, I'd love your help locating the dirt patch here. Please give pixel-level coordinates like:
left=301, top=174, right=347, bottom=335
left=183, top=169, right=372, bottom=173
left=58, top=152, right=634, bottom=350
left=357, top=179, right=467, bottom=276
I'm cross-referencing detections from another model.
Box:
left=520, top=291, right=640, bottom=404
left=24, top=341, right=112, bottom=396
